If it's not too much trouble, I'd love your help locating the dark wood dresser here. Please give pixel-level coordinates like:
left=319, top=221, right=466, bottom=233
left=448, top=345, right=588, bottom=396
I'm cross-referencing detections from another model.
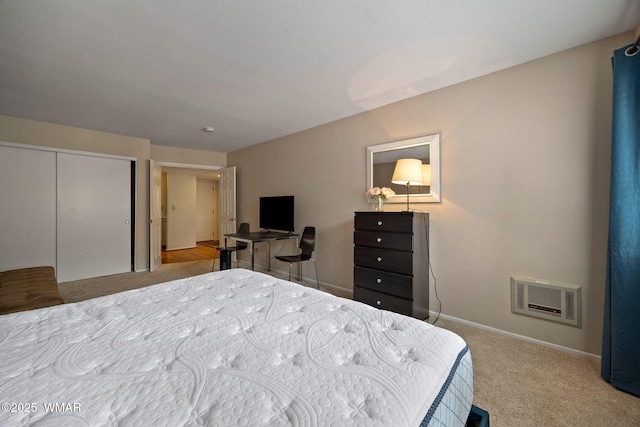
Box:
left=353, top=211, right=429, bottom=319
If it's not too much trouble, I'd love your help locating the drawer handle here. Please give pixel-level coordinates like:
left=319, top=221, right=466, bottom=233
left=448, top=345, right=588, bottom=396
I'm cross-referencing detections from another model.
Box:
left=377, top=220, right=383, bottom=226
left=376, top=237, right=382, bottom=243
left=376, top=278, right=382, bottom=284
left=376, top=257, right=383, bottom=262
left=376, top=300, right=382, bottom=306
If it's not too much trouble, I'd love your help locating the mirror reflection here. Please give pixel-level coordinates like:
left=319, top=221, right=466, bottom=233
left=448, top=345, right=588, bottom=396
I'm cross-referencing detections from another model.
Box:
left=366, top=134, right=440, bottom=203
left=373, top=145, right=431, bottom=194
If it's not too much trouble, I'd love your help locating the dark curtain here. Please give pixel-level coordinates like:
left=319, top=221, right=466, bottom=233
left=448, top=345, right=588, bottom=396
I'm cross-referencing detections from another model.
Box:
left=602, top=41, right=640, bottom=397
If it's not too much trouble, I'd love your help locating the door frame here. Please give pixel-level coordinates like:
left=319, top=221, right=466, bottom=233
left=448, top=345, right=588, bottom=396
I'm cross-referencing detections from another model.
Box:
left=150, top=159, right=162, bottom=271
left=149, top=161, right=224, bottom=271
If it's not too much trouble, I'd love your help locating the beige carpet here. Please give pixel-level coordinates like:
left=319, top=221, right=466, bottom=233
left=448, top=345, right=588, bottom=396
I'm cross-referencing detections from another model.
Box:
left=437, top=318, right=640, bottom=426
left=59, top=261, right=640, bottom=426
left=59, top=260, right=215, bottom=303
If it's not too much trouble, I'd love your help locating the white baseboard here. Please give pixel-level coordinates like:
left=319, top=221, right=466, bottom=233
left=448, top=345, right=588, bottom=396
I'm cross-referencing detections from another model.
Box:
left=434, top=312, right=601, bottom=361
left=164, top=245, right=197, bottom=251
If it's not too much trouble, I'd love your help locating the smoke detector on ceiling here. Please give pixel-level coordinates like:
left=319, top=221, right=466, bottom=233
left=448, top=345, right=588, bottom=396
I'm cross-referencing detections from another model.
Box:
left=203, top=126, right=215, bottom=132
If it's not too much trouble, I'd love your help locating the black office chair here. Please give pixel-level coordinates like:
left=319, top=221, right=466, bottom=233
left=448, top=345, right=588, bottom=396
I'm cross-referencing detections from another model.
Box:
left=275, top=226, right=319, bottom=289
left=213, top=222, right=250, bottom=271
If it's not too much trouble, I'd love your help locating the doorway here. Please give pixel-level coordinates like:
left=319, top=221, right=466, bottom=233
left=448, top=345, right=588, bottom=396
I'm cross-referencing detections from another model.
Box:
left=162, top=172, right=217, bottom=259
left=162, top=179, right=219, bottom=264
left=150, top=162, right=234, bottom=271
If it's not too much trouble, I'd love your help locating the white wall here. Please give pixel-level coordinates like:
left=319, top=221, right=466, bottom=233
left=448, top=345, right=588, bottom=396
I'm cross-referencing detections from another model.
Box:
left=166, top=173, right=197, bottom=250
left=228, top=32, right=634, bottom=355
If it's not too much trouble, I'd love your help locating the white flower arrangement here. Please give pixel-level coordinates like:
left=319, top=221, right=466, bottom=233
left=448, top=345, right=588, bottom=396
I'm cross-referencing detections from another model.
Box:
left=366, top=186, right=395, bottom=199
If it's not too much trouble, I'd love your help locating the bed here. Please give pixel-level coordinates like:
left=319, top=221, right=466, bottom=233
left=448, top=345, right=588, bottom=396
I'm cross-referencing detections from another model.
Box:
left=0, top=269, right=472, bottom=426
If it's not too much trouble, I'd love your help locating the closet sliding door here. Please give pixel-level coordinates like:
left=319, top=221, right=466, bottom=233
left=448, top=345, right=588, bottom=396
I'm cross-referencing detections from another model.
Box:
left=57, top=153, right=132, bottom=282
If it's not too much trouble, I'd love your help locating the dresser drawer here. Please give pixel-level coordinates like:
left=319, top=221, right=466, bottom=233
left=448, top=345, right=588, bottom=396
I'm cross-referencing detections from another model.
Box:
left=354, top=246, right=412, bottom=275
left=354, top=230, right=412, bottom=251
left=354, top=266, right=412, bottom=299
left=353, top=286, right=412, bottom=317
left=354, top=212, right=412, bottom=233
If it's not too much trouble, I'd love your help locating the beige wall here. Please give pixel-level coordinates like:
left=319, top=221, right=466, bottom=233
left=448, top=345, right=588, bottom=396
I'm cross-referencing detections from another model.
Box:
left=228, top=32, right=634, bottom=355
left=0, top=115, right=227, bottom=272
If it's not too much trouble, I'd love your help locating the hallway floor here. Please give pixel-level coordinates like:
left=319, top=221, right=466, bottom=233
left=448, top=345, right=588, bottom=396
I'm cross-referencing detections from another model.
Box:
left=162, top=241, right=219, bottom=264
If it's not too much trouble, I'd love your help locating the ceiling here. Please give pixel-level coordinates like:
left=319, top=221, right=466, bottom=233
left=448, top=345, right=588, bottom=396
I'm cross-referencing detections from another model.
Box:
left=1, top=1, right=638, bottom=154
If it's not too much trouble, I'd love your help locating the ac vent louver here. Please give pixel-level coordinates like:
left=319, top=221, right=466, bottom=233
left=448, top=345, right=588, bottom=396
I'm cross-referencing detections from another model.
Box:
left=510, top=276, right=581, bottom=328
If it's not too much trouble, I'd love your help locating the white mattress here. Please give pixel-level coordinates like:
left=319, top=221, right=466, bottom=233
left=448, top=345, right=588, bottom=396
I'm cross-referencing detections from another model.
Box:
left=0, top=269, right=472, bottom=426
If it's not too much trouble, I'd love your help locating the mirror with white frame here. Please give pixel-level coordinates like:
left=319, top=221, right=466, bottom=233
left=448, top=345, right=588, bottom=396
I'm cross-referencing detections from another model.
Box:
left=366, top=133, right=441, bottom=203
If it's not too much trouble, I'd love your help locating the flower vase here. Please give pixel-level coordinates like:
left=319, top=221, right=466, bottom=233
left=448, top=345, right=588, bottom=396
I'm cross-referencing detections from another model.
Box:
left=373, top=196, right=384, bottom=211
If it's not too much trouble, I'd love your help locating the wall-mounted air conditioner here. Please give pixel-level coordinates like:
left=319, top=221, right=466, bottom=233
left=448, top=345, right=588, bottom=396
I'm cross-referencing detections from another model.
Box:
left=510, top=276, right=581, bottom=328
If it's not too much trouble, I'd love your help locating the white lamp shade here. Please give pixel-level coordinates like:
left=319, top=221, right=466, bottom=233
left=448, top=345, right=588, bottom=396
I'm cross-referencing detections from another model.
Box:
left=392, top=158, right=424, bottom=185
left=421, top=164, right=431, bottom=186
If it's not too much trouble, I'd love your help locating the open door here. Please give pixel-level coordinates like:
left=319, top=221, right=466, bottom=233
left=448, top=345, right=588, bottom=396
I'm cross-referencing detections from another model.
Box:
left=149, top=159, right=163, bottom=271
left=218, top=166, right=237, bottom=243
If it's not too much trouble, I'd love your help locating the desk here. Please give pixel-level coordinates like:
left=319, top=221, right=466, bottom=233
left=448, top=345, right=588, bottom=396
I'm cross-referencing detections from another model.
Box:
left=224, top=231, right=298, bottom=271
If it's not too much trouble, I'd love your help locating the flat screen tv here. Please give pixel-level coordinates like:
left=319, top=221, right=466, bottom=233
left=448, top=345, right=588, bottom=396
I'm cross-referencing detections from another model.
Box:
left=259, top=195, right=294, bottom=232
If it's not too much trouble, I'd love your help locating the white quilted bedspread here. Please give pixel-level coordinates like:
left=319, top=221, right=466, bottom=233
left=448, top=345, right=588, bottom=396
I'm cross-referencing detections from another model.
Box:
left=0, top=269, right=469, bottom=426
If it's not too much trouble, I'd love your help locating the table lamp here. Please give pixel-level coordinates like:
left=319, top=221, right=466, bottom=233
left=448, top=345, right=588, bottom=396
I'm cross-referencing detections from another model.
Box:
left=391, top=158, right=423, bottom=211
